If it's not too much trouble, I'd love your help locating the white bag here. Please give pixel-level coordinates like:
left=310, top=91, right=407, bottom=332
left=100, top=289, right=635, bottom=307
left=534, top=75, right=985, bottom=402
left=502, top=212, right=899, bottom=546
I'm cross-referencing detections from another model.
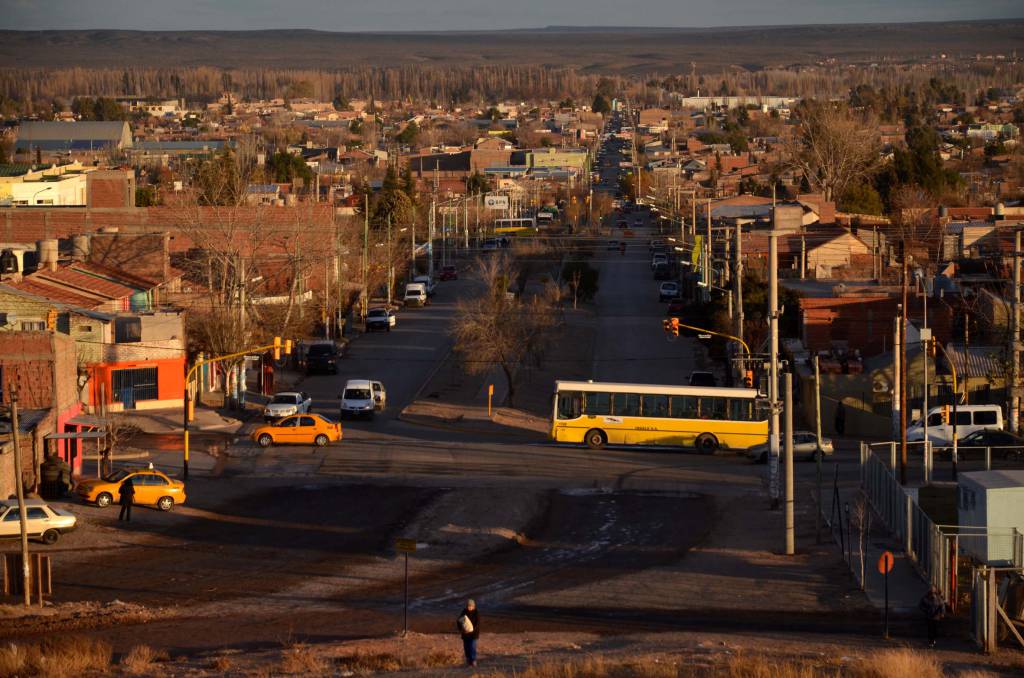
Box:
left=457, top=614, right=474, bottom=634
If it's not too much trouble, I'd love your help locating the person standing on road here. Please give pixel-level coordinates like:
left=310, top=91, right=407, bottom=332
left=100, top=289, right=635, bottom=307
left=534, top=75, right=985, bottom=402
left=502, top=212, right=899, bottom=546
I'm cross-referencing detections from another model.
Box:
left=919, top=586, right=946, bottom=647
left=118, top=477, right=136, bottom=522
left=457, top=598, right=480, bottom=667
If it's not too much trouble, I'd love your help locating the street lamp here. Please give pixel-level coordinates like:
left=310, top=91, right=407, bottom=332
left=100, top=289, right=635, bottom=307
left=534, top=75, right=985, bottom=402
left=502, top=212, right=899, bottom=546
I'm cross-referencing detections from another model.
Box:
left=30, top=185, right=53, bottom=205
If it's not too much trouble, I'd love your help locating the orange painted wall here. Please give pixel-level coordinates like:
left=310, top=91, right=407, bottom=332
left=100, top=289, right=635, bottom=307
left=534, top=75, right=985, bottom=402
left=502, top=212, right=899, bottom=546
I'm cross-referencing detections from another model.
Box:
left=88, top=357, right=185, bottom=407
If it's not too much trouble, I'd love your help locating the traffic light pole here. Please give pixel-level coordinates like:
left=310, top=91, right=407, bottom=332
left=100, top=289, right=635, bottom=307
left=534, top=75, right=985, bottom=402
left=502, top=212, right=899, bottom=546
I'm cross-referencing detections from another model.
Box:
left=182, top=338, right=292, bottom=479
left=663, top=318, right=751, bottom=358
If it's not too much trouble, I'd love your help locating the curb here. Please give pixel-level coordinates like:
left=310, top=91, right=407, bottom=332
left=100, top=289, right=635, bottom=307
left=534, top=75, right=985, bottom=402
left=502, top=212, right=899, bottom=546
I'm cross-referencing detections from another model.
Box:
left=396, top=412, right=545, bottom=439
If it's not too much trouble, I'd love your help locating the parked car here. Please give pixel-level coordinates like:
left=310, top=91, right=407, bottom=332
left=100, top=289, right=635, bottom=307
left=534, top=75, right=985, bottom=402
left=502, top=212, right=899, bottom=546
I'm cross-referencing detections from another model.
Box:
left=404, top=282, right=429, bottom=307
left=339, top=379, right=387, bottom=419
left=954, top=429, right=1024, bottom=460
left=251, top=414, right=342, bottom=448
left=748, top=432, right=835, bottom=463
left=0, top=499, right=76, bottom=545
left=366, top=307, right=396, bottom=332
left=688, top=371, right=717, bottom=387
left=907, top=404, right=1004, bottom=445
left=653, top=263, right=672, bottom=280
left=305, top=342, right=339, bottom=375
left=658, top=282, right=679, bottom=301
left=263, top=391, right=312, bottom=422
left=439, top=265, right=458, bottom=281
left=607, top=240, right=620, bottom=250
left=413, top=275, right=437, bottom=296
left=76, top=467, right=186, bottom=511
left=651, top=253, right=668, bottom=270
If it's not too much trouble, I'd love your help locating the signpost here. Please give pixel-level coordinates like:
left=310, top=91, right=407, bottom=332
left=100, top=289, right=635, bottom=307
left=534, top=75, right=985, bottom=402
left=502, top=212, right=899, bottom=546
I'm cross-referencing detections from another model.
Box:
left=487, top=384, right=495, bottom=417
left=484, top=195, right=509, bottom=210
left=395, top=539, right=417, bottom=635
left=878, top=550, right=895, bottom=638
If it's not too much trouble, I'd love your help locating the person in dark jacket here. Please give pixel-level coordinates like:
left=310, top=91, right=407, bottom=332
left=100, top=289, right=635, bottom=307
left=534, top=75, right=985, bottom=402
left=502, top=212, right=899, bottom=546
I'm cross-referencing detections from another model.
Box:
left=118, top=477, right=136, bottom=522
left=458, top=598, right=480, bottom=666
left=919, top=586, right=946, bottom=647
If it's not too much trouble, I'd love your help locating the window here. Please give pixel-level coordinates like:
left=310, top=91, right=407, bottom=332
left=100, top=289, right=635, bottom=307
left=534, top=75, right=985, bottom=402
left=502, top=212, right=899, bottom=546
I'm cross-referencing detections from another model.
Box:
left=974, top=410, right=998, bottom=426
left=112, top=367, right=158, bottom=403
left=280, top=418, right=299, bottom=427
left=642, top=394, right=669, bottom=418
left=557, top=392, right=582, bottom=420
left=699, top=397, right=726, bottom=420
left=956, top=411, right=972, bottom=426
left=129, top=475, right=149, bottom=485
left=19, top=321, right=45, bottom=331
left=114, top=317, right=142, bottom=343
left=3, top=510, right=19, bottom=522
left=670, top=396, right=698, bottom=419
left=612, top=393, right=640, bottom=417
left=78, top=325, right=93, bottom=333
left=26, top=508, right=47, bottom=520
left=584, top=392, right=611, bottom=415
left=147, top=475, right=168, bottom=486
left=927, top=413, right=944, bottom=426
left=299, top=417, right=316, bottom=427
left=730, top=399, right=755, bottom=422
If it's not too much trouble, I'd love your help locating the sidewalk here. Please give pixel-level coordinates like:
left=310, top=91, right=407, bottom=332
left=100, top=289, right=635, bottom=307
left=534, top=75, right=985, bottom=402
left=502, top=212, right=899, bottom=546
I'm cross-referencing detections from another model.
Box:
left=399, top=400, right=549, bottom=439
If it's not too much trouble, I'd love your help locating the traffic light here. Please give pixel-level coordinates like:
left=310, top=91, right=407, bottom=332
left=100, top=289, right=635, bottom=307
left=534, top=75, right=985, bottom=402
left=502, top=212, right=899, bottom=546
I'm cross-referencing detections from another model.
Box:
left=273, top=336, right=282, bottom=361
left=284, top=339, right=293, bottom=356
left=941, top=405, right=950, bottom=424
left=744, top=370, right=754, bottom=388
left=670, top=317, right=680, bottom=337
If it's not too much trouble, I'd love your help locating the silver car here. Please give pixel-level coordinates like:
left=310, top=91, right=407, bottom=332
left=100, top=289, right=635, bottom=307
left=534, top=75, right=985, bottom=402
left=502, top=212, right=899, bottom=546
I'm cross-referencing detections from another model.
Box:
left=0, top=499, right=77, bottom=545
left=748, top=431, right=834, bottom=463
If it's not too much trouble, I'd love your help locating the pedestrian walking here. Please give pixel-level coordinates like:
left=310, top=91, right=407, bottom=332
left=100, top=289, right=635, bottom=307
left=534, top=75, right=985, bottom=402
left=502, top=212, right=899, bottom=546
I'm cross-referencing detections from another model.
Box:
left=457, top=598, right=480, bottom=667
left=919, top=586, right=946, bottom=647
left=118, top=477, right=136, bottom=522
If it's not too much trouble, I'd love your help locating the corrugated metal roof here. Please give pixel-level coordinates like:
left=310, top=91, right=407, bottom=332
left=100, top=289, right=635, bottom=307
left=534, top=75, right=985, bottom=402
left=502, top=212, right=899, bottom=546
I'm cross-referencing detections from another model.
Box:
left=945, top=343, right=1007, bottom=379
left=8, top=278, right=102, bottom=307
left=32, top=266, right=136, bottom=300
left=18, top=121, right=129, bottom=142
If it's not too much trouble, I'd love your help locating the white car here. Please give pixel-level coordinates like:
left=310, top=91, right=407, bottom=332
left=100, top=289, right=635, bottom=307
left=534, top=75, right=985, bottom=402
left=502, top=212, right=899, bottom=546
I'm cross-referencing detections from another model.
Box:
left=264, top=391, right=312, bottom=422
left=339, top=379, right=387, bottom=419
left=0, top=499, right=76, bottom=545
left=413, top=275, right=437, bottom=297
left=658, top=282, right=679, bottom=301
left=366, top=307, right=397, bottom=332
left=747, top=431, right=835, bottom=463
left=651, top=253, right=668, bottom=270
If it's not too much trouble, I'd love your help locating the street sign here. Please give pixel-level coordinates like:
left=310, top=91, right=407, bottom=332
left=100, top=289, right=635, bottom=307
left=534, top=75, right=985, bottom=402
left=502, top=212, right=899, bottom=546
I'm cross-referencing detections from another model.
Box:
left=395, top=539, right=417, bottom=554
left=877, top=550, right=895, bottom=574
left=484, top=195, right=509, bottom=210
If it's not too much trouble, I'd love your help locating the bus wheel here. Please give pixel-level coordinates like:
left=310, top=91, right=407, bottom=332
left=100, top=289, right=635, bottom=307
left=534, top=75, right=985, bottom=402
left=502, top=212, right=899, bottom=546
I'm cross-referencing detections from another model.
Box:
left=584, top=429, right=607, bottom=450
left=695, top=433, right=719, bottom=454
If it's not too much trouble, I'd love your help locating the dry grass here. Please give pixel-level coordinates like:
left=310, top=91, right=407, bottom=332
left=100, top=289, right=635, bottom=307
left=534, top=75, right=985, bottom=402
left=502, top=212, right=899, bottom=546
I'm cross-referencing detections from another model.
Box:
left=120, top=644, right=169, bottom=674
left=850, top=649, right=943, bottom=678
left=421, top=648, right=462, bottom=668
left=279, top=643, right=330, bottom=675
left=337, top=651, right=403, bottom=675
left=209, top=654, right=235, bottom=672
left=715, top=654, right=834, bottom=678
left=955, top=672, right=997, bottom=678
left=0, top=635, right=112, bottom=677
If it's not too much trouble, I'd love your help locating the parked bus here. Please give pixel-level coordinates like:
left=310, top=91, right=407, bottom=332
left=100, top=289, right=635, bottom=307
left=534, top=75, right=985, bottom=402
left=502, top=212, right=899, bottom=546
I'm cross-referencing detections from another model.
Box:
left=494, top=217, right=537, bottom=234
left=551, top=380, right=767, bottom=452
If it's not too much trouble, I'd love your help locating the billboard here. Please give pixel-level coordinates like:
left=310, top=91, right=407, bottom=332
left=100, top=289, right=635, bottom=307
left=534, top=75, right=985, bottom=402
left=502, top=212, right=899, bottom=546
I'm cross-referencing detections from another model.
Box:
left=484, top=195, right=510, bottom=210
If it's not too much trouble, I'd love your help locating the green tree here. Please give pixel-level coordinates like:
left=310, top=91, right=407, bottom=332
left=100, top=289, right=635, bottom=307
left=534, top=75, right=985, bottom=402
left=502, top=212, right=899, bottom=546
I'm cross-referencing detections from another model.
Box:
left=266, top=150, right=314, bottom=185
left=401, top=164, right=417, bottom=204
left=591, top=93, right=611, bottom=114
left=135, top=185, right=159, bottom=207
left=466, top=171, right=491, bottom=195
left=332, top=94, right=349, bottom=111
left=618, top=172, right=637, bottom=202
left=839, top=182, right=884, bottom=215
left=396, top=120, right=420, bottom=145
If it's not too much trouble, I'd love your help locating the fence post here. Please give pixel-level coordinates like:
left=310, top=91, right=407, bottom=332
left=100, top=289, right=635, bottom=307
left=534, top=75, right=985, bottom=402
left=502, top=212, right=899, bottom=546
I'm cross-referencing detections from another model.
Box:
left=985, top=446, right=991, bottom=471
left=905, top=494, right=913, bottom=558
left=925, top=440, right=932, bottom=485
left=987, top=566, right=998, bottom=654
left=890, top=441, right=897, bottom=471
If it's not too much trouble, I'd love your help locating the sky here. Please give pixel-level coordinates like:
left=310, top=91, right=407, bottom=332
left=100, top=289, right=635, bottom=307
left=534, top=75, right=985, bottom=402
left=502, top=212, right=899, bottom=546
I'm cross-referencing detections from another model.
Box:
left=2, top=0, right=1021, bottom=32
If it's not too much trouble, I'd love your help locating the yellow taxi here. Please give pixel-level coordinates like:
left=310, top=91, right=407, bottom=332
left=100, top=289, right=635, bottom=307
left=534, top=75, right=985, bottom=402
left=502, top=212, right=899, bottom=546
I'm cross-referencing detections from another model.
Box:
left=76, top=466, right=187, bottom=511
left=250, top=413, right=343, bottom=448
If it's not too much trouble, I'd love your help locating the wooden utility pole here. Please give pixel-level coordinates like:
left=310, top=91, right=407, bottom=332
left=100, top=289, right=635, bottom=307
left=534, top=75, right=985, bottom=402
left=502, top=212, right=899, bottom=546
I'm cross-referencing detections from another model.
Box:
left=1012, top=229, right=1021, bottom=433
left=784, top=372, right=795, bottom=555
left=10, top=389, right=31, bottom=606
left=768, top=228, right=781, bottom=509
left=900, top=256, right=909, bottom=485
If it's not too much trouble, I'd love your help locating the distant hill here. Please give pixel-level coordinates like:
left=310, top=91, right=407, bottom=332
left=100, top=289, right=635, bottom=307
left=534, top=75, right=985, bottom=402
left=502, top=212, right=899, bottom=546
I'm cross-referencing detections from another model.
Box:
left=0, top=21, right=1021, bottom=73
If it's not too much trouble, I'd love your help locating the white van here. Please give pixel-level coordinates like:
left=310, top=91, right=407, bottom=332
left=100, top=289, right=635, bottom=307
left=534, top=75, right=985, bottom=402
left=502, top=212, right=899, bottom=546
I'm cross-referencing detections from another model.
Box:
left=906, top=404, right=1003, bottom=445
left=412, top=275, right=437, bottom=297
left=404, top=282, right=428, bottom=307
left=339, top=379, right=386, bottom=419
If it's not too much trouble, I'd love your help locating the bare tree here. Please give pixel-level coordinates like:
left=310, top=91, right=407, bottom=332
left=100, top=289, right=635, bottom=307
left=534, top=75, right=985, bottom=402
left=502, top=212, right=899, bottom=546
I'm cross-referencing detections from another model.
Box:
left=788, top=100, right=880, bottom=203
left=851, top=491, right=873, bottom=591
left=452, top=254, right=557, bottom=407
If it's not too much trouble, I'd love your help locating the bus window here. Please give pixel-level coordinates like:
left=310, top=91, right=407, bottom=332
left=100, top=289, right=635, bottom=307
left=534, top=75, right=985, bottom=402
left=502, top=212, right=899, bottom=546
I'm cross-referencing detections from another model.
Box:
left=612, top=393, right=641, bottom=417
left=729, top=399, right=754, bottom=422
left=585, top=392, right=611, bottom=415
left=557, top=392, right=582, bottom=420
left=670, top=396, right=698, bottom=419
left=642, top=394, right=669, bottom=418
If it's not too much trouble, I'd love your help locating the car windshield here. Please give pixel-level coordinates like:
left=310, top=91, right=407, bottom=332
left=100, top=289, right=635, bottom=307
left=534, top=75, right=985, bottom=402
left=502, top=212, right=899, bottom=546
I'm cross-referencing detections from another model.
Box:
left=307, top=345, right=333, bottom=356
left=368, top=309, right=386, bottom=317
left=103, top=469, right=131, bottom=482
left=344, top=389, right=372, bottom=400
left=272, top=394, right=297, bottom=404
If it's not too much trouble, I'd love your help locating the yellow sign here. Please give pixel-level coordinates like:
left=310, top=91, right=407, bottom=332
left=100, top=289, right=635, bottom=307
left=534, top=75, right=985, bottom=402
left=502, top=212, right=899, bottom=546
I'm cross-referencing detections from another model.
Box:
left=395, top=539, right=417, bottom=554
left=488, top=384, right=494, bottom=396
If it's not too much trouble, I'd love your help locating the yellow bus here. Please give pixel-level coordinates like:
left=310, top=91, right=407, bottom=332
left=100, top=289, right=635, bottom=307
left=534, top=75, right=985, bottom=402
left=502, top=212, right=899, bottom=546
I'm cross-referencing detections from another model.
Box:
left=551, top=380, right=768, bottom=452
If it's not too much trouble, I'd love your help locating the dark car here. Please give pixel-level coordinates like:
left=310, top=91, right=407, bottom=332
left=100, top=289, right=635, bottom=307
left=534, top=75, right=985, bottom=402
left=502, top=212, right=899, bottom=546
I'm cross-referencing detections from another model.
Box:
left=958, top=429, right=1024, bottom=460
left=305, top=343, right=339, bottom=375
left=688, top=371, right=717, bottom=387
left=653, top=262, right=672, bottom=280
left=439, top=265, right=458, bottom=281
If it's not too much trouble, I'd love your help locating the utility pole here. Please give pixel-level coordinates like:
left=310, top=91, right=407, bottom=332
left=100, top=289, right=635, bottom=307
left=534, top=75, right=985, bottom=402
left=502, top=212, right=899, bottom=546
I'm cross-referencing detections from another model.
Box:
left=734, top=222, right=744, bottom=345
left=428, top=198, right=435, bottom=281
left=1012, top=229, right=1021, bottom=433
left=893, top=314, right=901, bottom=441
left=768, top=228, right=781, bottom=509
left=900, top=257, right=909, bottom=485
left=814, top=354, right=823, bottom=544
left=10, top=389, right=31, bottom=606
left=386, top=215, right=393, bottom=306
left=800, top=234, right=806, bottom=280
left=784, top=372, right=795, bottom=555
left=362, top=194, right=369, bottom=319
left=704, top=200, right=712, bottom=303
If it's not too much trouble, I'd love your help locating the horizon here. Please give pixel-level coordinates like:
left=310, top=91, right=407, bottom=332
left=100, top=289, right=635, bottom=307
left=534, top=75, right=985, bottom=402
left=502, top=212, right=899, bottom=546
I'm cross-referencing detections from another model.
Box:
left=3, top=0, right=1022, bottom=32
